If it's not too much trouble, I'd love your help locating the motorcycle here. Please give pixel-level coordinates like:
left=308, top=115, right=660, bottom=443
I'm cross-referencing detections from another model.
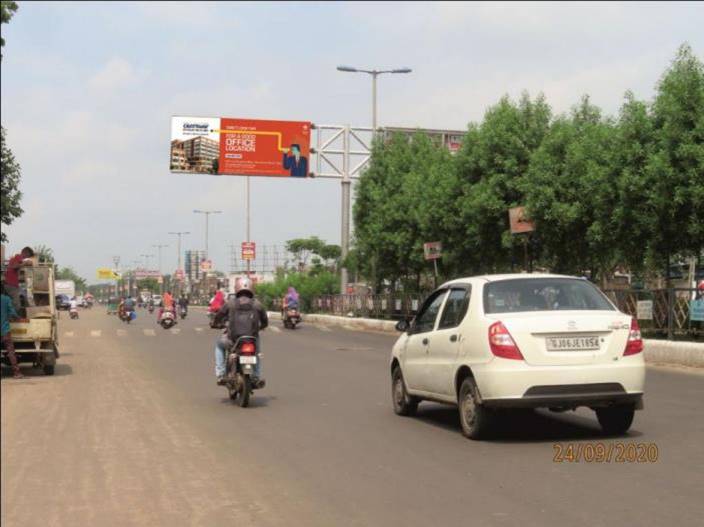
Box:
left=119, top=308, right=134, bottom=324
left=208, top=311, right=224, bottom=329
left=179, top=305, right=188, bottom=320
left=69, top=308, right=79, bottom=320
left=224, top=336, right=264, bottom=407
left=148, top=304, right=154, bottom=314
left=283, top=307, right=301, bottom=329
left=160, top=309, right=176, bottom=329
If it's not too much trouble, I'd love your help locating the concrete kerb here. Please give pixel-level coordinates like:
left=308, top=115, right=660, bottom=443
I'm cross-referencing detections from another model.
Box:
left=269, top=312, right=704, bottom=368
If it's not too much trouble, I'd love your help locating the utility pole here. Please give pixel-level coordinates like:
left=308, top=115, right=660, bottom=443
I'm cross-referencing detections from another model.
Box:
left=193, top=209, right=222, bottom=264
left=245, top=177, right=251, bottom=278
left=112, top=255, right=120, bottom=298
left=152, top=244, right=169, bottom=293
left=168, top=232, right=190, bottom=273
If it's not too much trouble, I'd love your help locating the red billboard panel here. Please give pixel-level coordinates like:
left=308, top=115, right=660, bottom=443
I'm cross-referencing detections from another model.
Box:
left=171, top=116, right=311, bottom=178
left=241, top=242, right=256, bottom=261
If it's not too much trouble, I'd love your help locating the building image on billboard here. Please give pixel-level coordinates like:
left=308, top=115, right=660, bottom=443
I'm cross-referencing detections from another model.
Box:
left=170, top=116, right=311, bottom=178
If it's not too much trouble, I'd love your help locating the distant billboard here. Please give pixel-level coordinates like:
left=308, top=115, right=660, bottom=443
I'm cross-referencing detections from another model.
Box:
left=508, top=206, right=535, bottom=234
left=171, top=116, right=311, bottom=177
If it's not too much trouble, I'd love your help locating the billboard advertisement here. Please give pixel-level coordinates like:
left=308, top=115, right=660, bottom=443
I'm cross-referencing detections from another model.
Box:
left=171, top=116, right=311, bottom=177
left=241, top=242, right=256, bottom=261
left=508, top=206, right=535, bottom=234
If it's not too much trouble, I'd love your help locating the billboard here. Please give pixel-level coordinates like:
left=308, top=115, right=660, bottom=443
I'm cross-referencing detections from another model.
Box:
left=96, top=268, right=120, bottom=280
left=241, top=242, right=256, bottom=261
left=423, top=242, right=442, bottom=260
left=171, top=116, right=311, bottom=177
left=508, top=206, right=535, bottom=234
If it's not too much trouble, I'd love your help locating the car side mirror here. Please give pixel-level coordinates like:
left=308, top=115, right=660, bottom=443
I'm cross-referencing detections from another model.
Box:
left=395, top=319, right=410, bottom=332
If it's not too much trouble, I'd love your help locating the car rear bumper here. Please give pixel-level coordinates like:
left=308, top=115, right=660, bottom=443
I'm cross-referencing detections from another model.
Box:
left=474, top=359, right=645, bottom=409
left=483, top=383, right=643, bottom=409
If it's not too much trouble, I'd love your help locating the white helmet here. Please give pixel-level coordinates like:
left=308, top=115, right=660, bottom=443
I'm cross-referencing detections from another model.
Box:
left=235, top=277, right=253, bottom=295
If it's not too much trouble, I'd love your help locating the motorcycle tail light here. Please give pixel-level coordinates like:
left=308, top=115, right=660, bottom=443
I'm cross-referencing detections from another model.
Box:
left=240, top=342, right=256, bottom=355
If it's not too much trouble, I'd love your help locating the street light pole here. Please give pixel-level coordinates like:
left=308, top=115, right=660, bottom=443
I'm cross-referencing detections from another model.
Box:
left=193, top=209, right=222, bottom=263
left=336, top=65, right=412, bottom=292
left=168, top=232, right=190, bottom=273
left=112, top=255, right=120, bottom=297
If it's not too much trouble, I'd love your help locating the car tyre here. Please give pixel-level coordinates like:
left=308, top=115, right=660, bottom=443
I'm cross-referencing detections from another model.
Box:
left=43, top=364, right=55, bottom=376
left=596, top=405, right=635, bottom=436
left=392, top=366, right=418, bottom=416
left=458, top=377, right=490, bottom=440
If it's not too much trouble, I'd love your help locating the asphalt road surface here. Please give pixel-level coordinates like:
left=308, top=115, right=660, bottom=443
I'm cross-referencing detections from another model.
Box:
left=2, top=307, right=703, bottom=527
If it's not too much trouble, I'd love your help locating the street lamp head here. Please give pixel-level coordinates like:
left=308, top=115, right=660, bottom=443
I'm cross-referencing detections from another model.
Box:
left=392, top=68, right=412, bottom=74
left=337, top=65, right=358, bottom=73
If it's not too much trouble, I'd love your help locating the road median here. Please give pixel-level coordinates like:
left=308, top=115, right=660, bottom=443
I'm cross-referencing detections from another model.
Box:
left=270, top=312, right=704, bottom=368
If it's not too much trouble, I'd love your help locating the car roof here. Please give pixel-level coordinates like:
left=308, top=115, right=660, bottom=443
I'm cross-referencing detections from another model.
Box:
left=441, top=273, right=583, bottom=287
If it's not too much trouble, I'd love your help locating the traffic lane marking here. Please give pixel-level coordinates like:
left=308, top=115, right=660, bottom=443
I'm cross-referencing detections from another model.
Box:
left=143, top=329, right=156, bottom=337
left=195, top=327, right=204, bottom=333
left=317, top=326, right=332, bottom=332
left=117, top=329, right=127, bottom=337
left=171, top=328, right=181, bottom=335
left=64, top=332, right=74, bottom=338
left=269, top=326, right=281, bottom=333
left=90, top=330, right=102, bottom=337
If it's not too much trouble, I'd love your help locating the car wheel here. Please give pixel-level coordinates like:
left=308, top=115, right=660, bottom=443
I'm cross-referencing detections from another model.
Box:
left=596, top=405, right=635, bottom=436
left=43, top=364, right=55, bottom=376
left=392, top=366, right=418, bottom=416
left=458, top=377, right=491, bottom=440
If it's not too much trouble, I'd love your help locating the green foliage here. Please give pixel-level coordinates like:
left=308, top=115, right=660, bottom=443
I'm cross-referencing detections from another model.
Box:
left=1, top=0, right=18, bottom=56
left=255, top=270, right=339, bottom=310
left=136, top=278, right=159, bottom=293
left=353, top=132, right=455, bottom=291
left=1, top=126, right=22, bottom=241
left=352, top=45, right=704, bottom=290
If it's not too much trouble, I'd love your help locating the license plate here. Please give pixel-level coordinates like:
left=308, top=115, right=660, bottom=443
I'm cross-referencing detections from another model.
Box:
left=546, top=335, right=600, bottom=352
left=239, top=356, right=257, bottom=364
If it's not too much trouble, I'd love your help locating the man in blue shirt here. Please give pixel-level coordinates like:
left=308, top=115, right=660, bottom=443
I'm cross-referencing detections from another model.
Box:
left=1, top=288, right=24, bottom=378
left=282, top=144, right=308, bottom=178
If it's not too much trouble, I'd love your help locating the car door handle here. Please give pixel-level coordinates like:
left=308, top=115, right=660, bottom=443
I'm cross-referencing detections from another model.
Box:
left=449, top=335, right=458, bottom=342
left=422, top=338, right=429, bottom=345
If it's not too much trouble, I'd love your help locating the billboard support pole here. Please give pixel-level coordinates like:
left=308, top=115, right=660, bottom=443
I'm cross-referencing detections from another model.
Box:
left=340, top=125, right=351, bottom=294
left=246, top=176, right=251, bottom=278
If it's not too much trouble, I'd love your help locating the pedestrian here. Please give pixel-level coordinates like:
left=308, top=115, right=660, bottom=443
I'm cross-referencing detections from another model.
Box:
left=3, top=246, right=34, bottom=311
left=1, top=287, right=25, bottom=378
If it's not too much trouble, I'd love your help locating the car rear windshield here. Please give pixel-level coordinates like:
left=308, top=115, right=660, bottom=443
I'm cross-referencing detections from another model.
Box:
left=483, top=278, right=615, bottom=314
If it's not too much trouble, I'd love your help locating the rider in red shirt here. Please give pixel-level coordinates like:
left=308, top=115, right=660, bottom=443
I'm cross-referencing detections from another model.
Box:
left=4, top=247, right=34, bottom=311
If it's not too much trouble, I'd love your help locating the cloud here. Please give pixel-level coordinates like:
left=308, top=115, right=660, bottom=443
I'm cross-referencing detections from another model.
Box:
left=88, top=57, right=138, bottom=94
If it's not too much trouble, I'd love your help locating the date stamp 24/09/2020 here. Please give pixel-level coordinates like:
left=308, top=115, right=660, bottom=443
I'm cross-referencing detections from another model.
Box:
left=553, top=442, right=659, bottom=463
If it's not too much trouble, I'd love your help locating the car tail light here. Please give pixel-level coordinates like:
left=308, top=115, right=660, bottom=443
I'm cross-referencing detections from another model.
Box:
left=488, top=322, right=524, bottom=360
left=240, top=342, right=256, bottom=355
left=623, top=318, right=643, bottom=356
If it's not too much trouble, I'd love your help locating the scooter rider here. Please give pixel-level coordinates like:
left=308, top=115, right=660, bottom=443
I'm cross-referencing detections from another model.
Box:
left=178, top=294, right=189, bottom=315
left=213, top=277, right=268, bottom=387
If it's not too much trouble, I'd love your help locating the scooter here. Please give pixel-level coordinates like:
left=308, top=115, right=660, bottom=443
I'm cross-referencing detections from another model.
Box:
left=179, top=305, right=188, bottom=320
left=148, top=304, right=154, bottom=314
left=69, top=307, right=79, bottom=320
left=224, top=336, right=264, bottom=407
left=160, top=309, right=176, bottom=329
left=283, top=307, right=301, bottom=329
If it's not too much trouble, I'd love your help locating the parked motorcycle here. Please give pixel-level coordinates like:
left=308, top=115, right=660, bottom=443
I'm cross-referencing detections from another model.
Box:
left=160, top=309, right=176, bottom=329
left=69, top=308, right=79, bottom=320
left=224, top=336, right=264, bottom=407
left=283, top=307, right=301, bottom=329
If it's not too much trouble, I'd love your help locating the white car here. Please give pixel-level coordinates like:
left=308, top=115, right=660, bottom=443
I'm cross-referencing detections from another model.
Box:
left=151, top=294, right=163, bottom=307
left=390, top=274, right=645, bottom=439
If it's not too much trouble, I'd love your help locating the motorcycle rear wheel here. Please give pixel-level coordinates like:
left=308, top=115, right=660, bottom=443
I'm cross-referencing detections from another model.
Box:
left=237, top=375, right=251, bottom=408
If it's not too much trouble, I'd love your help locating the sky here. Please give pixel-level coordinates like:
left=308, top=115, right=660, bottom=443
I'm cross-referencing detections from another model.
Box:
left=2, top=1, right=703, bottom=282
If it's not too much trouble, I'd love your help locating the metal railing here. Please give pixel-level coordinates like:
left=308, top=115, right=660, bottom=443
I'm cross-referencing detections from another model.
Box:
left=311, top=288, right=704, bottom=340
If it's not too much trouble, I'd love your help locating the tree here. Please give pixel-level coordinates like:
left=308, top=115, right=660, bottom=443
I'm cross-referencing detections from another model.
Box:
left=1, top=1, right=21, bottom=241
left=136, top=278, right=159, bottom=293
left=522, top=96, right=617, bottom=280
left=285, top=236, right=326, bottom=267
left=452, top=93, right=552, bottom=275
left=645, top=43, right=704, bottom=273
left=1, top=1, right=18, bottom=56
left=1, top=126, right=22, bottom=241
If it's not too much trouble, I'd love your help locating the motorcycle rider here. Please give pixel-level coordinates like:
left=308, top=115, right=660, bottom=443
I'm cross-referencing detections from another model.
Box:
left=159, top=290, right=176, bottom=323
left=213, top=277, right=268, bottom=387
left=178, top=294, right=189, bottom=316
left=69, top=297, right=79, bottom=318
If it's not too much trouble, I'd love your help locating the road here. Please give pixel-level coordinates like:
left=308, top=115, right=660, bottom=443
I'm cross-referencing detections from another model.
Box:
left=2, top=307, right=703, bottom=527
